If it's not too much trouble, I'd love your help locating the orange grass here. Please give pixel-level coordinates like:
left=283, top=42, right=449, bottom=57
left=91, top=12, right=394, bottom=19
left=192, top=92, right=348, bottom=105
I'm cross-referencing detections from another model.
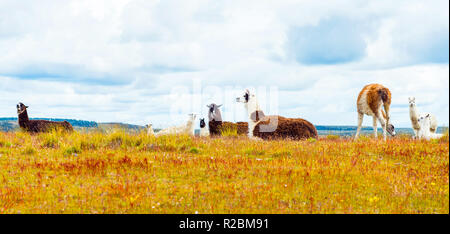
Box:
left=0, top=130, right=448, bottom=214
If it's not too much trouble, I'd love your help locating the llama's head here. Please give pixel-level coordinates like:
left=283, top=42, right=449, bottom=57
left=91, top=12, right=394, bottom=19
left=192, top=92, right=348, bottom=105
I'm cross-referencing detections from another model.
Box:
left=199, top=118, right=206, bottom=128
left=236, top=89, right=253, bottom=104
left=206, top=103, right=222, bottom=121
left=418, top=114, right=431, bottom=127
left=387, top=123, right=396, bottom=136
left=188, top=113, right=197, bottom=121
left=408, top=97, right=416, bottom=107
left=17, top=102, right=28, bottom=114
left=145, top=124, right=152, bottom=128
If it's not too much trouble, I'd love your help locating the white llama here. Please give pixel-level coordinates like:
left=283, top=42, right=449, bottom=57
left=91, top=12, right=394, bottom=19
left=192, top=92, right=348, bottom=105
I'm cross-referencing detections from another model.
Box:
left=199, top=118, right=210, bottom=137
left=408, top=97, right=438, bottom=138
left=155, top=114, right=197, bottom=136
left=417, top=114, right=443, bottom=140
left=146, top=124, right=154, bottom=136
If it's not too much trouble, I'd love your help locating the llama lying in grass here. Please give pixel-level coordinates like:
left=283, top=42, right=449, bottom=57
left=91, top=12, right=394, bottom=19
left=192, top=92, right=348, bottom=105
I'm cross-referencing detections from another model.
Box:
left=155, top=114, right=197, bottom=136
left=236, top=90, right=317, bottom=140
left=199, top=118, right=210, bottom=137
left=16, top=102, right=73, bottom=133
left=355, top=84, right=396, bottom=140
left=146, top=124, right=154, bottom=136
left=207, top=103, right=248, bottom=136
left=408, top=97, right=438, bottom=138
left=417, top=114, right=443, bottom=140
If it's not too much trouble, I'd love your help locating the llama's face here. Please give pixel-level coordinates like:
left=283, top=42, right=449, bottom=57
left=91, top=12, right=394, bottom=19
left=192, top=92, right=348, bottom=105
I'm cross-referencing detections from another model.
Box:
left=207, top=103, right=222, bottom=114
left=16, top=102, right=28, bottom=114
left=236, top=90, right=251, bottom=103
left=387, top=124, right=396, bottom=136
left=418, top=114, right=431, bottom=126
left=188, top=113, right=197, bottom=121
left=199, top=118, right=206, bottom=128
left=408, top=97, right=416, bottom=107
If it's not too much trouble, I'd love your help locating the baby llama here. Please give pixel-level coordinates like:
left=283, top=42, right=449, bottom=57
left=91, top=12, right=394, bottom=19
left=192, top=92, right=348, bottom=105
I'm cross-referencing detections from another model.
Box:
left=408, top=97, right=437, bottom=138
left=417, top=114, right=443, bottom=140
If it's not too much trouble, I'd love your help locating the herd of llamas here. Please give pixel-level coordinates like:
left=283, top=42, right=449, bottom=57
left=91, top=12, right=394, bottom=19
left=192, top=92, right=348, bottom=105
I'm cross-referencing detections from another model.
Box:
left=15, top=83, right=443, bottom=141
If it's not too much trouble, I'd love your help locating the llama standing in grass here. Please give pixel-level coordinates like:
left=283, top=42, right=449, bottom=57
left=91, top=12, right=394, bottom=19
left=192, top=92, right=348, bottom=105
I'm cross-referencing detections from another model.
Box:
left=417, top=114, right=443, bottom=140
left=408, top=97, right=438, bottom=138
left=146, top=124, right=154, bottom=136
left=155, top=114, right=197, bottom=136
left=199, top=118, right=210, bottom=137
left=236, top=89, right=317, bottom=140
left=16, top=102, right=73, bottom=133
left=355, top=84, right=396, bottom=141
left=207, top=103, right=248, bottom=136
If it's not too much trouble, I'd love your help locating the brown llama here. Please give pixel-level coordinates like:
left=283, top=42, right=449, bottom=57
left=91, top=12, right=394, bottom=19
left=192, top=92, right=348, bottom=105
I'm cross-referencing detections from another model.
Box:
left=355, top=84, right=396, bottom=140
left=236, top=90, right=317, bottom=140
left=17, top=102, right=73, bottom=133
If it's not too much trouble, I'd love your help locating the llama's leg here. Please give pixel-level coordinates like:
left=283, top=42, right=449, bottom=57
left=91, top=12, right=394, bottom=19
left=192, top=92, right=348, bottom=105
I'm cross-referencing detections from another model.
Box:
left=372, top=116, right=378, bottom=138
left=377, top=112, right=387, bottom=141
left=355, top=112, right=364, bottom=139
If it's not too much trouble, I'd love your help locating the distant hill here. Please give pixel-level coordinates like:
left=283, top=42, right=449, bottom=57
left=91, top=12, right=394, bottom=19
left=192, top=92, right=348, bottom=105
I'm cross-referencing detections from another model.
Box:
left=0, top=117, right=98, bottom=132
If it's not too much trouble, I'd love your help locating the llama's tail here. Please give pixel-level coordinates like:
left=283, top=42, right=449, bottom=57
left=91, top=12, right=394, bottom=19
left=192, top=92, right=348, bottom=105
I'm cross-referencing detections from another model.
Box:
left=377, top=88, right=389, bottom=103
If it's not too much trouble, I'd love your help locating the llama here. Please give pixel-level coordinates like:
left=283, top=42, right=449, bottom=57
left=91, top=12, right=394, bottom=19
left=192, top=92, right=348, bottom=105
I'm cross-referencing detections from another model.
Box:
left=235, top=89, right=317, bottom=140
left=146, top=124, right=154, bottom=136
left=16, top=102, right=73, bottom=133
left=207, top=103, right=248, bottom=136
left=155, top=114, right=197, bottom=136
left=408, top=97, right=438, bottom=138
left=355, top=84, right=396, bottom=140
left=417, top=114, right=443, bottom=140
left=199, top=118, right=210, bottom=137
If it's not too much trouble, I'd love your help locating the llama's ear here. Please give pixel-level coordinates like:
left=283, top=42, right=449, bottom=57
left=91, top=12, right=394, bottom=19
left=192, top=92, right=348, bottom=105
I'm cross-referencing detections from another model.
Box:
left=217, top=104, right=222, bottom=108
left=25, top=105, right=29, bottom=108
left=426, top=114, right=430, bottom=118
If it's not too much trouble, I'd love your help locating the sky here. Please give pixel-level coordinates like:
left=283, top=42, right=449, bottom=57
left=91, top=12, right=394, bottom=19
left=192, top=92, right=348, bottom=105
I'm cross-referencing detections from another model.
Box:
left=0, top=0, right=448, bottom=128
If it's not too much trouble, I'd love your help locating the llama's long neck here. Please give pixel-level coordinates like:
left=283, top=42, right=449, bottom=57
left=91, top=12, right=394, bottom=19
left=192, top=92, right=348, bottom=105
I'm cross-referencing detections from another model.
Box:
left=147, top=126, right=154, bottom=135
left=418, top=118, right=430, bottom=138
left=214, top=109, right=223, bottom=121
left=209, top=108, right=223, bottom=122
left=409, top=104, right=420, bottom=130
left=245, top=98, right=263, bottom=122
left=18, top=110, right=29, bottom=128
left=244, top=97, right=263, bottom=138
left=186, top=118, right=195, bottom=134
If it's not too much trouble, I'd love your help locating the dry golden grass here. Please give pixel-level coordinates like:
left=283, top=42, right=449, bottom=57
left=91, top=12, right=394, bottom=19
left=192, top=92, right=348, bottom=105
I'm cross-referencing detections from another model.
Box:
left=0, top=130, right=448, bottom=214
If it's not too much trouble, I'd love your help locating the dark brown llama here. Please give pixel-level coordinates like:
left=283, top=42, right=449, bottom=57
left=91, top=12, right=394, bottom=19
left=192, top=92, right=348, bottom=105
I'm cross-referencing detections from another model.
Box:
left=17, top=102, right=73, bottom=133
left=206, top=103, right=248, bottom=136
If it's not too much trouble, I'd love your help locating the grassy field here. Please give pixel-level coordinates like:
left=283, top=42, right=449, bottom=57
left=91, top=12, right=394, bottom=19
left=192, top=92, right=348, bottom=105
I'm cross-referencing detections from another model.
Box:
left=0, top=130, right=448, bottom=214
